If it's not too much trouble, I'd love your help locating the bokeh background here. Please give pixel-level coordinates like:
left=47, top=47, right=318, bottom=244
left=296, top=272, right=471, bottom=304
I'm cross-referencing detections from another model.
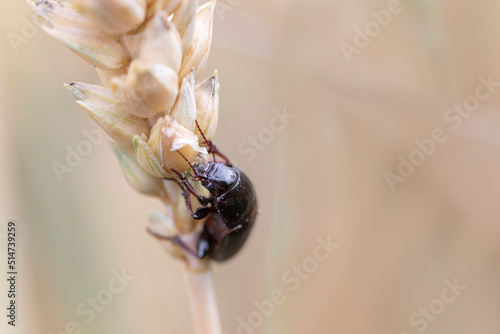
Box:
left=2, top=0, right=500, bottom=333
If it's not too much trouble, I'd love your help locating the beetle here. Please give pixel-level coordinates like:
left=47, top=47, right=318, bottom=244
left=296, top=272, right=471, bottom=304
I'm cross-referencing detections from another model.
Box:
left=149, top=121, right=258, bottom=262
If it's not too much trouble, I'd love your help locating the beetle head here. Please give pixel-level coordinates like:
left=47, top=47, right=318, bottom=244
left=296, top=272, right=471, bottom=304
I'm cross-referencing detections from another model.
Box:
left=195, top=162, right=238, bottom=196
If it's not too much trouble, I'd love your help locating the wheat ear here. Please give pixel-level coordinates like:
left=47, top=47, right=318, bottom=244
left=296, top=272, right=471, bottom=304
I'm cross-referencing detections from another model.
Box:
left=29, top=0, right=222, bottom=332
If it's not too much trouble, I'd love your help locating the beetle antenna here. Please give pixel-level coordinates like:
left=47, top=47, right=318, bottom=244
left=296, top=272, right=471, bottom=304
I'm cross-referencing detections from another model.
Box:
left=195, top=120, right=217, bottom=162
left=175, top=150, right=206, bottom=180
left=195, top=120, right=210, bottom=146
left=195, top=120, right=232, bottom=166
left=168, top=167, right=184, bottom=180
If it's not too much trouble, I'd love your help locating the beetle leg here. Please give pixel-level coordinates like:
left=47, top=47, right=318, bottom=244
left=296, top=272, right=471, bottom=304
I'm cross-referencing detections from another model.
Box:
left=182, top=178, right=210, bottom=206
left=195, top=120, right=232, bottom=166
left=169, top=168, right=210, bottom=205
left=195, top=120, right=217, bottom=162
left=185, top=169, right=200, bottom=181
left=208, top=141, right=232, bottom=167
left=183, top=189, right=212, bottom=220
left=147, top=228, right=206, bottom=259
left=166, top=169, right=211, bottom=218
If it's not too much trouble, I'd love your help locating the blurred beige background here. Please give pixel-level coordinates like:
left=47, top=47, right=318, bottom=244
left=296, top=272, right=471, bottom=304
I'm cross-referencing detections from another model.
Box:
left=2, top=0, right=500, bottom=333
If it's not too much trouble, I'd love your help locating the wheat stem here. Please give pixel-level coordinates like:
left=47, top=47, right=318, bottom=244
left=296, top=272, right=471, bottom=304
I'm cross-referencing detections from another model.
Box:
left=183, top=268, right=222, bottom=334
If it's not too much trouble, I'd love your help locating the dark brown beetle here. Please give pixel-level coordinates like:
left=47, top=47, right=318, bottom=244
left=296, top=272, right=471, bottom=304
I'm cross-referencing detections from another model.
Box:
left=149, top=121, right=257, bottom=262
